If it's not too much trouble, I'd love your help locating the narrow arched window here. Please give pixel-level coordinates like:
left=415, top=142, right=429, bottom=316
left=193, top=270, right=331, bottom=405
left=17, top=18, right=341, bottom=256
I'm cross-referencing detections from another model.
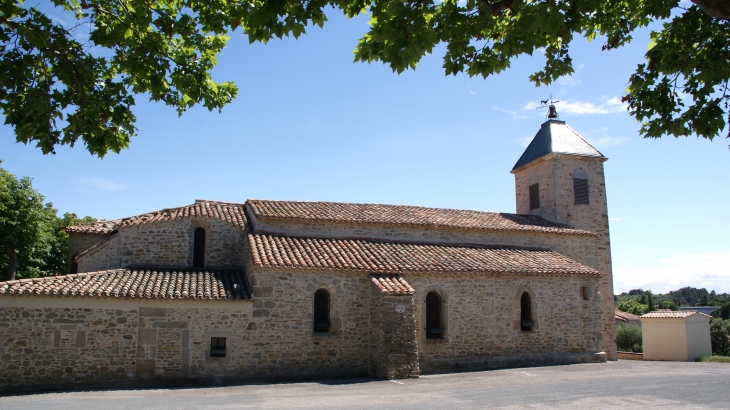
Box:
left=521, top=292, right=534, bottom=331
left=426, top=292, right=443, bottom=339
left=573, top=170, right=589, bottom=204
left=529, top=183, right=540, bottom=210
left=193, top=227, right=206, bottom=268
left=313, top=289, right=330, bottom=332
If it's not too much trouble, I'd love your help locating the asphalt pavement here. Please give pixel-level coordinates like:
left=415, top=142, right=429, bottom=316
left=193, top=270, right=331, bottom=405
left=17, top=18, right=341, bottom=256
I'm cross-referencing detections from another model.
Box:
left=1, top=360, right=729, bottom=409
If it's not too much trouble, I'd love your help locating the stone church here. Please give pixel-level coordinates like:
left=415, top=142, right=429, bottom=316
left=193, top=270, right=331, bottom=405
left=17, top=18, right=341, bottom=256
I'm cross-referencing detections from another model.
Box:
left=0, top=112, right=616, bottom=390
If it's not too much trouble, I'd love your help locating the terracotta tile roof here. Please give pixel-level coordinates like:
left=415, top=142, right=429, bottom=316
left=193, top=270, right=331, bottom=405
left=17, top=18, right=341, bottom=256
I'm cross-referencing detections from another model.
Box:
left=0, top=268, right=250, bottom=300
left=370, top=275, right=415, bottom=296
left=248, top=233, right=599, bottom=276
left=615, top=310, right=641, bottom=322
left=64, top=219, right=121, bottom=235
left=247, top=200, right=593, bottom=236
left=641, top=310, right=711, bottom=319
left=65, top=200, right=247, bottom=234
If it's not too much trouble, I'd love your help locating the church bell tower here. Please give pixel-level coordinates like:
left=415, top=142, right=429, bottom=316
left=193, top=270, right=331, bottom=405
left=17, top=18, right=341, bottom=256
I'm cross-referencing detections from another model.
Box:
left=510, top=105, right=617, bottom=360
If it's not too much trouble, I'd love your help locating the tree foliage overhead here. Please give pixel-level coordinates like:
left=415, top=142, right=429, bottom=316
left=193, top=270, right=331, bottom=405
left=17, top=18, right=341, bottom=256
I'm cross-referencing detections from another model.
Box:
left=1, top=0, right=729, bottom=156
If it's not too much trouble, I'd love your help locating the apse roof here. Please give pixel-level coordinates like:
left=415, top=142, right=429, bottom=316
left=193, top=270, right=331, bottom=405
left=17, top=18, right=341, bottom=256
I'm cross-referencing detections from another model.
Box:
left=512, top=120, right=604, bottom=171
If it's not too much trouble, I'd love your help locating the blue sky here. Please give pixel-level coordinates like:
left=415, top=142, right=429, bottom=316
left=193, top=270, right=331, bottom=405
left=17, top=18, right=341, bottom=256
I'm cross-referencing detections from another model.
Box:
left=1, top=10, right=728, bottom=294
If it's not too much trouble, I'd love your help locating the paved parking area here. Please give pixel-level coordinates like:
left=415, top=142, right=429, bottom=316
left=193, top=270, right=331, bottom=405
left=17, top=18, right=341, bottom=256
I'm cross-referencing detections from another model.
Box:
left=2, top=361, right=729, bottom=409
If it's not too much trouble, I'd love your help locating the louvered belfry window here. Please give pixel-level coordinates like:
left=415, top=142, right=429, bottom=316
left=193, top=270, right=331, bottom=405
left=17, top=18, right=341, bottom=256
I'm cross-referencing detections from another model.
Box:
left=313, top=289, right=330, bottom=332
left=426, top=292, right=443, bottom=339
left=573, top=170, right=589, bottom=204
left=193, top=227, right=206, bottom=268
left=529, top=183, right=540, bottom=210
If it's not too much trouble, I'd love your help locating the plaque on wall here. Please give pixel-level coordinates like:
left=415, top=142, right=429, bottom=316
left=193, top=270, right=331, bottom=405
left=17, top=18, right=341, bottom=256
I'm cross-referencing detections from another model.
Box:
left=395, top=304, right=406, bottom=313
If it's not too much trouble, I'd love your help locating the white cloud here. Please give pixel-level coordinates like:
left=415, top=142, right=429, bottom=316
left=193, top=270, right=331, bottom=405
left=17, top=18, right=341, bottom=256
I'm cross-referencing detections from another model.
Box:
left=614, top=251, right=730, bottom=294
left=587, top=136, right=630, bottom=148
left=76, top=178, right=127, bottom=191
left=580, top=126, right=630, bottom=148
left=609, top=217, right=620, bottom=221
left=557, top=76, right=581, bottom=87
left=523, top=96, right=627, bottom=115
left=493, top=106, right=529, bottom=120
left=467, top=90, right=476, bottom=95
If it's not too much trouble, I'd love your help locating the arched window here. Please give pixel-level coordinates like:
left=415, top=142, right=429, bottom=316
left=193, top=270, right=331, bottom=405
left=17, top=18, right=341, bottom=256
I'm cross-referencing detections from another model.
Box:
left=313, top=289, right=330, bottom=332
left=573, top=169, right=589, bottom=204
left=426, top=291, right=444, bottom=339
left=521, top=291, right=534, bottom=331
left=529, top=183, right=540, bottom=210
left=193, top=227, right=206, bottom=268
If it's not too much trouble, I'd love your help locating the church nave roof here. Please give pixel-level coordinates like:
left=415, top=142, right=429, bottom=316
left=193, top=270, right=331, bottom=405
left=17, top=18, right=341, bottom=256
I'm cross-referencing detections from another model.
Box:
left=248, top=233, right=599, bottom=277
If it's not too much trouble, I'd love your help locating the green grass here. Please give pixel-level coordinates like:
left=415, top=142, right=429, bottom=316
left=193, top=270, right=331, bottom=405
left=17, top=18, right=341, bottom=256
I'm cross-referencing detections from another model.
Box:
left=696, top=356, right=730, bottom=363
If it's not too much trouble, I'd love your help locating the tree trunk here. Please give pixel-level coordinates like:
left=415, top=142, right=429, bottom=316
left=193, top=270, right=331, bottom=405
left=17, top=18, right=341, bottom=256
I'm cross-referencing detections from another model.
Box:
left=5, top=244, right=16, bottom=281
left=692, top=0, right=730, bottom=21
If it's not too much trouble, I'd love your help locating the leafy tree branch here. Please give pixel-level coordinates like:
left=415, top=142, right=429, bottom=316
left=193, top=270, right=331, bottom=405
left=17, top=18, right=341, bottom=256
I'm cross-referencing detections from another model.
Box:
left=1, top=0, right=728, bottom=156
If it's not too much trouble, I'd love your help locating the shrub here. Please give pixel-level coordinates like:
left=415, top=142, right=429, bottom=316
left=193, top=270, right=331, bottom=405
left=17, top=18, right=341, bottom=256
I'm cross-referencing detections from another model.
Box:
left=660, top=300, right=678, bottom=311
left=711, top=303, right=730, bottom=320
left=710, top=318, right=730, bottom=356
left=616, top=323, right=643, bottom=353
left=617, top=300, right=648, bottom=316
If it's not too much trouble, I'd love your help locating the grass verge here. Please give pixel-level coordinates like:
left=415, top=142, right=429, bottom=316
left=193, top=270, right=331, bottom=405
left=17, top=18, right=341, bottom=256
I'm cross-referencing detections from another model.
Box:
left=696, top=356, right=730, bottom=363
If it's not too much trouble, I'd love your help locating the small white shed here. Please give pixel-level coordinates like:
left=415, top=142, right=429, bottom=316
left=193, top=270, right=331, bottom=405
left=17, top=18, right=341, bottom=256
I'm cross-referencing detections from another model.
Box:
left=640, top=310, right=712, bottom=361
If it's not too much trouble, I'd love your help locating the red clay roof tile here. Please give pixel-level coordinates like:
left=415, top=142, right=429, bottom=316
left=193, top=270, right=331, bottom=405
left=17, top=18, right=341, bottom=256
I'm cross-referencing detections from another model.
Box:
left=247, top=199, right=593, bottom=236
left=248, top=233, right=599, bottom=276
left=641, top=310, right=710, bottom=319
left=65, top=200, right=247, bottom=234
left=370, top=275, right=415, bottom=295
left=0, top=268, right=250, bottom=300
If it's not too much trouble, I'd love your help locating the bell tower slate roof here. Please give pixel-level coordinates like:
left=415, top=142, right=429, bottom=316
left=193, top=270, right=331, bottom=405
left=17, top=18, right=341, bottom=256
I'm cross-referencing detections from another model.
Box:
left=512, top=120, right=604, bottom=171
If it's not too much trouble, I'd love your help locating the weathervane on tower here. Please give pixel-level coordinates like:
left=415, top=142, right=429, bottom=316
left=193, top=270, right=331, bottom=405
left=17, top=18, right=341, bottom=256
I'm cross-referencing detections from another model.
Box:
left=538, top=95, right=561, bottom=120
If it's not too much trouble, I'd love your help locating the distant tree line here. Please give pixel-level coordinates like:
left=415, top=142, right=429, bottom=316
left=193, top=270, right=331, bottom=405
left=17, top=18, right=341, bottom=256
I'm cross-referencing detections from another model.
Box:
left=615, top=287, right=730, bottom=312
left=615, top=287, right=730, bottom=357
left=1, top=161, right=96, bottom=281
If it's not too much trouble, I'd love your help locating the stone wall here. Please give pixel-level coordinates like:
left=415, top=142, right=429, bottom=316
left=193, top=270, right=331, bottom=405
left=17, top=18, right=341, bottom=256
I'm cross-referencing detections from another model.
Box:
left=0, top=304, right=139, bottom=387
left=73, top=219, right=247, bottom=273
left=248, top=269, right=372, bottom=376
left=513, top=153, right=617, bottom=359
left=76, top=235, right=121, bottom=273
left=369, top=289, right=419, bottom=379
left=408, top=273, right=603, bottom=372
left=0, top=296, right=255, bottom=390
left=119, top=219, right=246, bottom=269
left=0, top=267, right=605, bottom=390
left=67, top=233, right=113, bottom=273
